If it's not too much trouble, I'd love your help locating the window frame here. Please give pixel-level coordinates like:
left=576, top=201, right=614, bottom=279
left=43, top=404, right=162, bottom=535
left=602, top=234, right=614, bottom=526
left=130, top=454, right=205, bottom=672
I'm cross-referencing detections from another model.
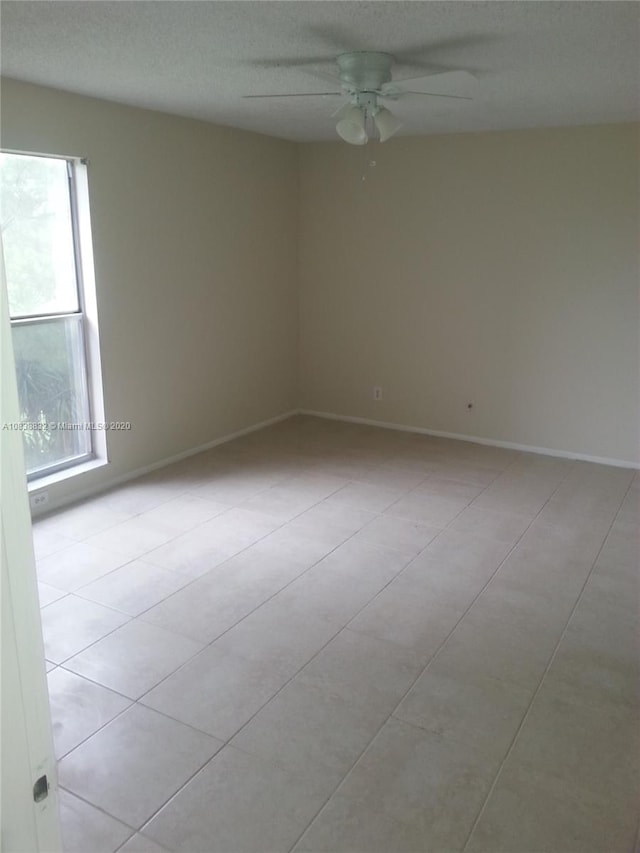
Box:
left=2, top=149, right=107, bottom=483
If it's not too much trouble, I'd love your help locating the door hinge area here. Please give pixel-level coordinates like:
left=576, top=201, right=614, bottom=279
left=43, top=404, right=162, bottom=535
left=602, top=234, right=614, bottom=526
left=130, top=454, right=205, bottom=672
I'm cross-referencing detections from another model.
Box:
left=33, top=774, right=49, bottom=802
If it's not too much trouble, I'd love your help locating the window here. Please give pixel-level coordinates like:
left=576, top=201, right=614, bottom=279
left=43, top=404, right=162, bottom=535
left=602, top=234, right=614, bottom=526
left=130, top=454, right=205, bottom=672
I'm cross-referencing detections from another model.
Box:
left=1, top=151, right=104, bottom=480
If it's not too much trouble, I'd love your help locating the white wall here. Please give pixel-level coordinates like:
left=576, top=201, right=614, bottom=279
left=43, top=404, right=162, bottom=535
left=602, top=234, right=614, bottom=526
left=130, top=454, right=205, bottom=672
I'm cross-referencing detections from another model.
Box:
left=1, top=79, right=299, bottom=506
left=298, top=125, right=639, bottom=465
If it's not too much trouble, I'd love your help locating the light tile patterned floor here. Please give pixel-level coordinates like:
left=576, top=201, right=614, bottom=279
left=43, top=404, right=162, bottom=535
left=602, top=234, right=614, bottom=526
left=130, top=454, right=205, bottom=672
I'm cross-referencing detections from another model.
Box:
left=32, top=415, right=639, bottom=853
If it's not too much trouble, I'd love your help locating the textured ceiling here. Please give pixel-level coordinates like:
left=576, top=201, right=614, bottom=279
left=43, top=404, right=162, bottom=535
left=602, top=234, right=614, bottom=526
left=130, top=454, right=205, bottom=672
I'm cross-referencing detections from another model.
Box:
left=1, top=1, right=638, bottom=142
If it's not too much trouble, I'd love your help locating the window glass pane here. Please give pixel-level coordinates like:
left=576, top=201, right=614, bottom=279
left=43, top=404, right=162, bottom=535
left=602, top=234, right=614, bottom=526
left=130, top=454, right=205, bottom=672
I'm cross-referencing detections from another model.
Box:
left=12, top=317, right=91, bottom=475
left=1, top=152, right=79, bottom=317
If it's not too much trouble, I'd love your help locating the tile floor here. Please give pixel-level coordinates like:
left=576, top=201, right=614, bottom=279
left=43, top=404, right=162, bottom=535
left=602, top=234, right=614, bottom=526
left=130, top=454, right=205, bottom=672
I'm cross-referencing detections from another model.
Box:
left=32, top=415, right=639, bottom=853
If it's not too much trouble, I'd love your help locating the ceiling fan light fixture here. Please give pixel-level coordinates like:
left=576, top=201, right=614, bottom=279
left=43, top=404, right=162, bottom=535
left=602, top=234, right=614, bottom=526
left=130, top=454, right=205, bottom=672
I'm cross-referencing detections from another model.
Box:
left=373, top=106, right=402, bottom=142
left=336, top=105, right=367, bottom=145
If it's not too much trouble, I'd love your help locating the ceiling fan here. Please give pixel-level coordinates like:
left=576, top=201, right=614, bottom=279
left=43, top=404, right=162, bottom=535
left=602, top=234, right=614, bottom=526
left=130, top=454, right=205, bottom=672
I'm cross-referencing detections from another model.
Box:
left=244, top=51, right=478, bottom=144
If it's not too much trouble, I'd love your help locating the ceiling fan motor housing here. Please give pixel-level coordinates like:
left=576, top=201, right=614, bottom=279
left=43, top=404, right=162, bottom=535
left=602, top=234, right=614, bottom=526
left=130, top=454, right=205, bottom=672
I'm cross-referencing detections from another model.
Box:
left=336, top=51, right=394, bottom=92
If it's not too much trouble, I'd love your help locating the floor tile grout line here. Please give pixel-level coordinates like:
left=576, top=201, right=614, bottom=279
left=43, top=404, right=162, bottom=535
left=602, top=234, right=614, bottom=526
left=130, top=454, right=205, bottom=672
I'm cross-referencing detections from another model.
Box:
left=57, top=784, right=139, bottom=843
left=134, top=461, right=465, bottom=669
left=136, top=494, right=479, bottom=752
left=46, top=513, right=319, bottom=755
left=46, top=608, right=137, bottom=669
left=44, top=477, right=353, bottom=665
left=130, top=520, right=433, bottom=839
left=127, top=482, right=423, bottom=694
left=45, top=454, right=452, bottom=783
left=53, top=480, right=418, bottom=826
left=30, top=427, right=559, bottom=538
left=292, top=452, right=627, bottom=850
left=37, top=500, right=234, bottom=602
left=40, top=426, right=620, bottom=850
left=132, top=538, right=355, bottom=702
left=112, top=830, right=170, bottom=853
left=69, top=718, right=222, bottom=842
left=52, top=679, right=135, bottom=761
left=52, top=506, right=357, bottom=760
left=49, top=435, right=521, bottom=836
left=36, top=437, right=508, bottom=593
left=37, top=452, right=328, bottom=584
left=127, top=472, right=484, bottom=842
left=459, top=473, right=635, bottom=852
left=371, top=460, right=504, bottom=522
left=54, top=662, right=257, bottom=766
left=36, top=480, right=206, bottom=544
left=38, top=550, right=151, bottom=599
left=45, top=456, right=624, bottom=701
left=286, top=453, right=564, bottom=851
left=48, top=454, right=462, bottom=679
left=132, top=588, right=375, bottom=837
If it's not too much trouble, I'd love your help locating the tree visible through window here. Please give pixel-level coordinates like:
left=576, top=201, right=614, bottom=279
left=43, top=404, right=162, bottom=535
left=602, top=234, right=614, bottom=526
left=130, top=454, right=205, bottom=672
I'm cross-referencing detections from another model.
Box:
left=1, top=151, right=96, bottom=479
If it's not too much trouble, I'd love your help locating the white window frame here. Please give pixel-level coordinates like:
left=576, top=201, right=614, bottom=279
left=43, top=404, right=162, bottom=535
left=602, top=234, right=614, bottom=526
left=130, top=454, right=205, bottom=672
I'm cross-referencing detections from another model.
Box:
left=2, top=150, right=107, bottom=485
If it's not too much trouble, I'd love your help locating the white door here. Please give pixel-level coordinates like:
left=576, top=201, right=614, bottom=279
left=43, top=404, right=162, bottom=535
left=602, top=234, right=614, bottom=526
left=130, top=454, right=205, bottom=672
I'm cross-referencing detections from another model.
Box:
left=1, top=245, right=62, bottom=851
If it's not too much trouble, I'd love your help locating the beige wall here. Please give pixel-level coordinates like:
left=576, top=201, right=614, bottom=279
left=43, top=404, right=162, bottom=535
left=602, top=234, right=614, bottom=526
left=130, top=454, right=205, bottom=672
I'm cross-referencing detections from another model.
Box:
left=299, top=125, right=639, bottom=464
left=1, top=79, right=299, bottom=505
left=2, top=79, right=637, bottom=505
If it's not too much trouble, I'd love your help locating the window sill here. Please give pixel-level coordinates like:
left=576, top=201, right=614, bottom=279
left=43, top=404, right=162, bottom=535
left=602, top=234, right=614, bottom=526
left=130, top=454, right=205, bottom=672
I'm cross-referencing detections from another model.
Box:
left=27, top=456, right=109, bottom=493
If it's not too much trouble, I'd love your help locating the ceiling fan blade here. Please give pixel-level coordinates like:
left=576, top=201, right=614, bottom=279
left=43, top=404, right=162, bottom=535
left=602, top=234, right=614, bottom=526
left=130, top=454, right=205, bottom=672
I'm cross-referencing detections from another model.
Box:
left=397, top=91, right=474, bottom=101
left=245, top=59, right=346, bottom=89
left=388, top=70, right=478, bottom=97
left=248, top=56, right=334, bottom=69
left=243, top=92, right=342, bottom=99
left=303, top=69, right=348, bottom=88
left=395, top=33, right=501, bottom=61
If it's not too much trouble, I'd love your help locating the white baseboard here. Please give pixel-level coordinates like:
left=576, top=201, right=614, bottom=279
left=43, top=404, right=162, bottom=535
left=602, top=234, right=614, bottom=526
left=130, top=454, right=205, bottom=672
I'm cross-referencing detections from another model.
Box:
left=32, top=409, right=299, bottom=517
left=299, top=409, right=640, bottom=470
left=32, top=405, right=638, bottom=517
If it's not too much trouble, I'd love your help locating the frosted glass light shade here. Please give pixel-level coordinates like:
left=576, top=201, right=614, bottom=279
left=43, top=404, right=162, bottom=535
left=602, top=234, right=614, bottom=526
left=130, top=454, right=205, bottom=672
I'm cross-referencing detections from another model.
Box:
left=374, top=107, right=402, bottom=142
left=336, top=106, right=368, bottom=145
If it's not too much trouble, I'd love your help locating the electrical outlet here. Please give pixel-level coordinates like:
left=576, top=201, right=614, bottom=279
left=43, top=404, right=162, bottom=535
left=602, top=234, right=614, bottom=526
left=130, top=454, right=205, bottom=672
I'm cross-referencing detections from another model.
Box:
left=30, top=491, right=49, bottom=510
left=373, top=386, right=383, bottom=401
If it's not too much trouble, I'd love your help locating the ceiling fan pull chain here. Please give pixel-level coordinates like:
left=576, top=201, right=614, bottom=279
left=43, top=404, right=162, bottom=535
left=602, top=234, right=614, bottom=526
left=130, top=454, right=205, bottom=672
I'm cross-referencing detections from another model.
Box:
left=361, top=135, right=368, bottom=182
left=360, top=112, right=377, bottom=182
